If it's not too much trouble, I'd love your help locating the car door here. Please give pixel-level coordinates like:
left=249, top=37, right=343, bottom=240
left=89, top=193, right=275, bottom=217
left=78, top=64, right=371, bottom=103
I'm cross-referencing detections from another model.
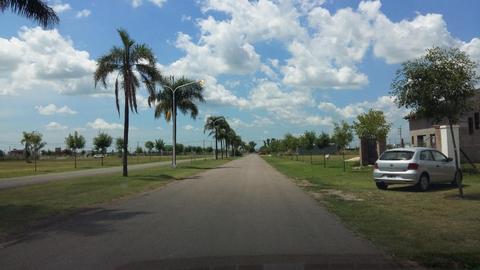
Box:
left=431, top=150, right=455, bottom=182
left=419, top=150, right=438, bottom=181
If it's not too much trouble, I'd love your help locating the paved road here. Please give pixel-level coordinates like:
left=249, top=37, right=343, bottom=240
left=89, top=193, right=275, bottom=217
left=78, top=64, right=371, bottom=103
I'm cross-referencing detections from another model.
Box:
left=0, top=158, right=206, bottom=190
left=0, top=155, right=404, bottom=269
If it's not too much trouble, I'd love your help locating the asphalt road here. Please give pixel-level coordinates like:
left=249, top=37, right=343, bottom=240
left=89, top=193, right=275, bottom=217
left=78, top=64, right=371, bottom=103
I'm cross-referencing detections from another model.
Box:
left=0, top=157, right=205, bottom=190
left=0, top=155, right=404, bottom=269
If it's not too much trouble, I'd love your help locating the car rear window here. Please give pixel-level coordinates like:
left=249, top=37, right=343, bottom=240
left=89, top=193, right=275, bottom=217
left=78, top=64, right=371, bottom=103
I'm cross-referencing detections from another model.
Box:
left=380, top=151, right=414, bottom=160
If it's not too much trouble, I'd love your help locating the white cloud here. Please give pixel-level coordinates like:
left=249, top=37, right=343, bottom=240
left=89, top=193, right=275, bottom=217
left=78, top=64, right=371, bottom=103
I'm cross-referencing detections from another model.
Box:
left=46, top=121, right=68, bottom=130
left=86, top=118, right=123, bottom=130
left=35, top=104, right=77, bottom=115
left=131, top=0, right=166, bottom=8
left=0, top=27, right=98, bottom=96
left=51, top=3, right=71, bottom=13
left=76, top=9, right=91, bottom=18
left=183, top=124, right=194, bottom=131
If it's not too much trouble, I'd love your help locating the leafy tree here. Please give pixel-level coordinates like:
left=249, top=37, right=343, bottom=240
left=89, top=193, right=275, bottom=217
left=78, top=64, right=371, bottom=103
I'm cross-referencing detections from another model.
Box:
left=135, top=146, right=143, bottom=155
left=115, top=137, right=124, bottom=156
left=144, top=141, right=154, bottom=154
left=204, top=116, right=226, bottom=159
left=94, top=29, right=160, bottom=176
left=93, top=132, right=112, bottom=166
left=248, top=141, right=257, bottom=153
left=332, top=121, right=354, bottom=172
left=154, top=139, right=165, bottom=154
left=391, top=47, right=479, bottom=197
left=353, top=109, right=391, bottom=140
left=1, top=0, right=58, bottom=28
left=65, top=131, right=86, bottom=168
left=154, top=76, right=204, bottom=165
left=316, top=132, right=331, bottom=148
left=283, top=133, right=298, bottom=153
left=20, top=131, right=46, bottom=171
left=300, top=131, right=316, bottom=150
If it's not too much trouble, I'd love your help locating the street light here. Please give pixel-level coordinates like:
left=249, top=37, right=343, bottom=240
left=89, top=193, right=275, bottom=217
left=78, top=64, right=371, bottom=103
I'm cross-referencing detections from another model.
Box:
left=163, top=78, right=205, bottom=168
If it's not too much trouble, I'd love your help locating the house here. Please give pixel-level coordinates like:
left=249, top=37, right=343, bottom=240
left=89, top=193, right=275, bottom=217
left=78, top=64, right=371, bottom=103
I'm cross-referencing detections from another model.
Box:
left=407, top=93, right=480, bottom=163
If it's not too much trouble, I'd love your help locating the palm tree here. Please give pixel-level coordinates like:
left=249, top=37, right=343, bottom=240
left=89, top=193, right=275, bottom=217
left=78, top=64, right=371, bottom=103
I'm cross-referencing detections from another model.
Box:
left=154, top=76, right=204, bottom=167
left=204, top=116, right=226, bottom=160
left=94, top=29, right=160, bottom=176
left=0, top=0, right=58, bottom=27
left=216, top=120, right=231, bottom=159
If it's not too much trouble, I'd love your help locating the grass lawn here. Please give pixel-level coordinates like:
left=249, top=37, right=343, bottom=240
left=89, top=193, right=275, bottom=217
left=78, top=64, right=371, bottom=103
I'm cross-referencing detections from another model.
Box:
left=0, top=158, right=230, bottom=242
left=264, top=155, right=480, bottom=270
left=0, top=154, right=211, bottom=178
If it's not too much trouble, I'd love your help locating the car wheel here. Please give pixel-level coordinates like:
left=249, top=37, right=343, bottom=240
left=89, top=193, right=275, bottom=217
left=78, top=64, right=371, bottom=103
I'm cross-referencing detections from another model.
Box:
left=451, top=170, right=463, bottom=187
left=417, top=174, right=429, bottom=191
left=376, top=182, right=388, bottom=190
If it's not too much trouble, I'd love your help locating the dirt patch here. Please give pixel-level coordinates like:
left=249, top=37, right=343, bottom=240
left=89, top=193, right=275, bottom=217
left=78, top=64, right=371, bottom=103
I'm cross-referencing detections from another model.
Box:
left=307, top=189, right=363, bottom=202
left=295, top=179, right=318, bottom=188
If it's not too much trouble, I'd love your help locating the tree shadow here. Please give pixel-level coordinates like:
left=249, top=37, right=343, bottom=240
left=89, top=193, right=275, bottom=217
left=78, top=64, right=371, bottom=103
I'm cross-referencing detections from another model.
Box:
left=387, top=183, right=465, bottom=193
left=444, top=193, right=480, bottom=201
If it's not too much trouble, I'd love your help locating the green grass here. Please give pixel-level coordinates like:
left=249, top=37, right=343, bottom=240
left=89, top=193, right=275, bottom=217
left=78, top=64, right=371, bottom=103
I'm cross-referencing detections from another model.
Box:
left=263, top=155, right=480, bottom=270
left=0, top=154, right=210, bottom=178
left=0, top=158, right=230, bottom=241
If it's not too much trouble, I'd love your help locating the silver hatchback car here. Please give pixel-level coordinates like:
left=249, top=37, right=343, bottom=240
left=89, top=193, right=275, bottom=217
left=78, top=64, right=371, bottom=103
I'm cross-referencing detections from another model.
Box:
left=373, top=147, right=462, bottom=191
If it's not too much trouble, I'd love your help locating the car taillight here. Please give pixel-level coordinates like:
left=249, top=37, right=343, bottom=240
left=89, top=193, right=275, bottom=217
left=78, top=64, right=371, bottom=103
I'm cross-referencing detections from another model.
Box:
left=374, top=163, right=378, bottom=169
left=408, top=163, right=419, bottom=170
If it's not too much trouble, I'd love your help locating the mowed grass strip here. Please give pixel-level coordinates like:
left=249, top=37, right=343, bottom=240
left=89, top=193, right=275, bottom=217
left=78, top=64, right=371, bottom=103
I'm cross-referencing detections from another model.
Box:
left=264, top=155, right=480, bottom=270
left=0, top=155, right=210, bottom=178
left=0, top=158, right=230, bottom=241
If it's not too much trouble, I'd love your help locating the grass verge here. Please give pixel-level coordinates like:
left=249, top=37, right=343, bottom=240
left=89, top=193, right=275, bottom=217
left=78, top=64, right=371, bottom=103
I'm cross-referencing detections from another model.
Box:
left=0, top=158, right=230, bottom=242
left=263, top=155, right=480, bottom=270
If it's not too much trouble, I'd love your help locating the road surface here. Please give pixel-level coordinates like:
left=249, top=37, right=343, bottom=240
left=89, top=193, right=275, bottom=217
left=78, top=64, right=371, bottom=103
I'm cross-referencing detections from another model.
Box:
left=0, top=157, right=206, bottom=190
left=0, top=155, right=404, bottom=269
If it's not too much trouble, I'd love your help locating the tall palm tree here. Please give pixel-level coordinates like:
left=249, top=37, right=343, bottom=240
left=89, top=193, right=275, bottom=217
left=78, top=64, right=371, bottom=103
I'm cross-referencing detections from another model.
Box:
left=154, top=76, right=205, bottom=166
left=204, top=115, right=226, bottom=160
left=0, top=0, right=58, bottom=27
left=216, top=120, right=231, bottom=159
left=94, top=29, right=160, bottom=176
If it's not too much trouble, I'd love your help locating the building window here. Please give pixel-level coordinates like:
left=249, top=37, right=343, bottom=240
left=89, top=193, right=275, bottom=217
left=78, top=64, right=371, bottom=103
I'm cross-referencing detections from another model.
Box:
left=468, top=117, right=474, bottom=134
left=475, top=112, right=479, bottom=129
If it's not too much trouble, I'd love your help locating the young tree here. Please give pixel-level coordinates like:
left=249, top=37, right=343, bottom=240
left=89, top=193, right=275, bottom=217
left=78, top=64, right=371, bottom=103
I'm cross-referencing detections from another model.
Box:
left=94, top=29, right=160, bottom=176
left=316, top=132, right=331, bottom=149
left=93, top=133, right=112, bottom=166
left=65, top=131, right=86, bottom=168
left=144, top=141, right=154, bottom=154
left=115, top=137, right=124, bottom=156
left=20, top=131, right=46, bottom=172
left=300, top=131, right=316, bottom=150
left=332, top=121, right=354, bottom=171
left=248, top=141, right=257, bottom=153
left=391, top=47, right=479, bottom=197
left=154, top=139, right=165, bottom=155
left=283, top=133, right=299, bottom=153
left=353, top=109, right=391, bottom=140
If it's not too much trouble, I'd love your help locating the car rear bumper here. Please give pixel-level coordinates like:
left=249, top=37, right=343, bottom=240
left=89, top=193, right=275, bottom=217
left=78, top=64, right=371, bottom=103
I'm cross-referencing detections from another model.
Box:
left=373, top=170, right=419, bottom=185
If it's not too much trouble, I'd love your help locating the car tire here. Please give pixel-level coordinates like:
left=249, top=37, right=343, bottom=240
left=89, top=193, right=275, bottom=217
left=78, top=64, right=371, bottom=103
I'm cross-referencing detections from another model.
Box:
left=451, top=170, right=463, bottom=187
left=417, top=174, right=429, bottom=192
left=376, top=182, right=388, bottom=190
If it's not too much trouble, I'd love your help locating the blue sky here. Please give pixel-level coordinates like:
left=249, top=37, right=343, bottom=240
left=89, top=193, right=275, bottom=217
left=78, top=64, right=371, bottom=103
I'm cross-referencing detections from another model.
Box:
left=1, top=0, right=479, bottom=151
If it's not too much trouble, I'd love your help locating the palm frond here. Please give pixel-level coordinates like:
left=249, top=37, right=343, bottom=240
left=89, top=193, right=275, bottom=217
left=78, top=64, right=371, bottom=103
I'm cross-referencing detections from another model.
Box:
left=1, top=0, right=59, bottom=28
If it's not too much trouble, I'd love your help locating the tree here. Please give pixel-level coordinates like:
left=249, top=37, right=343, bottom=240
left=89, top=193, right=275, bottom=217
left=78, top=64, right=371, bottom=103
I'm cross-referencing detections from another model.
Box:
left=135, top=146, right=143, bottom=155
left=1, top=0, right=58, bottom=28
left=391, top=47, right=479, bottom=197
left=144, top=141, right=154, bottom=154
left=283, top=133, right=298, bottom=153
left=204, top=116, right=226, bottom=159
left=20, top=131, right=46, bottom=172
left=94, top=29, right=160, bottom=176
left=154, top=76, right=204, bottom=167
left=115, top=137, right=124, bottom=156
left=353, top=109, right=391, bottom=140
left=300, top=131, right=316, bottom=150
left=93, top=132, right=112, bottom=166
left=316, top=132, right=331, bottom=149
left=154, top=139, right=165, bottom=155
left=248, top=141, right=257, bottom=153
left=65, top=131, right=86, bottom=168
left=332, top=121, right=354, bottom=172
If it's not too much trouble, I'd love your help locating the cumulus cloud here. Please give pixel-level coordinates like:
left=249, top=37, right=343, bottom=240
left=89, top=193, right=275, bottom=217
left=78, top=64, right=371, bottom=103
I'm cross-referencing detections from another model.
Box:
left=46, top=121, right=68, bottom=130
left=51, top=3, right=71, bottom=13
left=35, top=104, right=77, bottom=115
left=76, top=9, right=91, bottom=18
left=0, top=27, right=99, bottom=96
left=183, top=124, right=194, bottom=131
left=131, top=0, right=166, bottom=8
left=86, top=118, right=123, bottom=130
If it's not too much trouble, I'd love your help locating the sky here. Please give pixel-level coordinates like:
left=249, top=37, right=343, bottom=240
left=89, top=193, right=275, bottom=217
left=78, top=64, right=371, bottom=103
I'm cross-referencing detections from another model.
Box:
left=1, top=0, right=479, bottom=151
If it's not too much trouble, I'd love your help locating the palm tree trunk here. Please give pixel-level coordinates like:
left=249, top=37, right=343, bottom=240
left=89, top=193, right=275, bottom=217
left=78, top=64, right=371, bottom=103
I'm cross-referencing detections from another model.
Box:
left=220, top=140, right=224, bottom=159
left=215, top=134, right=218, bottom=160
left=449, top=121, right=463, bottom=197
left=74, top=150, right=77, bottom=169
left=123, top=92, right=129, bottom=177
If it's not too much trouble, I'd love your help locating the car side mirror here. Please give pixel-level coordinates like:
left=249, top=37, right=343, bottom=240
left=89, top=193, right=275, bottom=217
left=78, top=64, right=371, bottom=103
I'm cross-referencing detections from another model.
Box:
left=445, top=157, right=453, bottom=162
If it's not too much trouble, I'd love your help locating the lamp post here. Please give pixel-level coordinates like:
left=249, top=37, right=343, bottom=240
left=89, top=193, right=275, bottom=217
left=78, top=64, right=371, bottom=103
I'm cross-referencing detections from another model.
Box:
left=163, top=77, right=204, bottom=168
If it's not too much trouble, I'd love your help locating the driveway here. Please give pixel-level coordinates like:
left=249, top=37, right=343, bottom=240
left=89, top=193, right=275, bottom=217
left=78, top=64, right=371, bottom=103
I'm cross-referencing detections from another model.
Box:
left=0, top=155, right=405, bottom=269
